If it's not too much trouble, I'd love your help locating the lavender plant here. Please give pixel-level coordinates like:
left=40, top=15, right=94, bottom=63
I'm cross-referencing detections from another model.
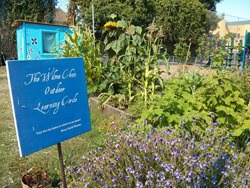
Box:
left=66, top=123, right=250, bottom=187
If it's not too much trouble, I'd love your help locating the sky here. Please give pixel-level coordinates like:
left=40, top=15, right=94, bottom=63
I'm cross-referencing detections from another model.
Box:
left=56, top=0, right=250, bottom=21
left=57, top=0, right=69, bottom=12
left=216, top=0, right=250, bottom=21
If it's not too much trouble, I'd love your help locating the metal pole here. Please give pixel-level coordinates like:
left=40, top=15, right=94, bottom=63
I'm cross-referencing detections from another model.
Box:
left=57, top=143, right=67, bottom=188
left=242, top=30, right=248, bottom=70
left=92, top=0, right=95, bottom=45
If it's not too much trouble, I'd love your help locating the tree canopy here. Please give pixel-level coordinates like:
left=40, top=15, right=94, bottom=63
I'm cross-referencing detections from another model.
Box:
left=78, top=0, right=155, bottom=38
left=199, top=0, right=223, bottom=11
left=78, top=0, right=217, bottom=43
left=155, top=0, right=207, bottom=45
left=0, top=0, right=57, bottom=28
left=0, top=0, right=57, bottom=57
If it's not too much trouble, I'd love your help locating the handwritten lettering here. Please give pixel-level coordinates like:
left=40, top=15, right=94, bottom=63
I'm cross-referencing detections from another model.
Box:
left=62, top=69, right=77, bottom=79
left=61, top=93, right=78, bottom=105
left=24, top=72, right=41, bottom=85
left=24, top=68, right=77, bottom=85
left=45, top=82, right=65, bottom=95
left=34, top=101, right=60, bottom=114
left=34, top=92, right=79, bottom=115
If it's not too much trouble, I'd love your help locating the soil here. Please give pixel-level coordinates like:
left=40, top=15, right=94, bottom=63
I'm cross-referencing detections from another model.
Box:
left=160, top=64, right=215, bottom=79
left=21, top=171, right=48, bottom=188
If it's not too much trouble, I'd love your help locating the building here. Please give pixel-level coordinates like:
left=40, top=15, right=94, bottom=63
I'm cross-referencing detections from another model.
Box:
left=213, top=19, right=250, bottom=42
left=54, top=8, right=68, bottom=25
left=15, top=20, right=72, bottom=60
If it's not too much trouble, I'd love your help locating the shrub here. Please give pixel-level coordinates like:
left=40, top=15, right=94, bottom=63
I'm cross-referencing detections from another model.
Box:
left=66, top=124, right=250, bottom=187
left=135, top=71, right=250, bottom=140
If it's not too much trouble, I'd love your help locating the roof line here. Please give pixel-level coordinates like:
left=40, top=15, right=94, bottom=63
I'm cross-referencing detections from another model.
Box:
left=12, top=20, right=70, bottom=28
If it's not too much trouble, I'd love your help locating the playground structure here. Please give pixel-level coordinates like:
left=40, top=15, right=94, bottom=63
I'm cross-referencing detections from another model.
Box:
left=203, top=31, right=250, bottom=69
left=225, top=31, right=250, bottom=69
left=242, top=31, right=250, bottom=69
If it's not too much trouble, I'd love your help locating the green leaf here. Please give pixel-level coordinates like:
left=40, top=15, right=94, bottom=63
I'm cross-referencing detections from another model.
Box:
left=232, top=120, right=250, bottom=136
left=109, top=13, right=117, bottom=19
left=152, top=108, right=164, bottom=116
left=132, top=35, right=142, bottom=46
left=117, top=20, right=127, bottom=29
left=111, top=40, right=122, bottom=54
left=152, top=44, right=157, bottom=55
left=135, top=26, right=142, bottom=35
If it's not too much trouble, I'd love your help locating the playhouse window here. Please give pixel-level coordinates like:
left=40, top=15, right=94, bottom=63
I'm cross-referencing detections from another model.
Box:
left=42, top=32, right=56, bottom=53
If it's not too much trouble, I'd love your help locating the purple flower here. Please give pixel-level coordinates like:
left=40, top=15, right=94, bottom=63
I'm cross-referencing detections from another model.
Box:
left=243, top=179, right=249, bottom=185
left=186, top=176, right=194, bottom=183
left=210, top=121, right=219, bottom=126
left=161, top=162, right=172, bottom=172
left=173, top=169, right=182, bottom=179
left=84, top=182, right=90, bottom=188
left=136, top=181, right=143, bottom=188
left=165, top=179, right=172, bottom=186
left=212, top=174, right=217, bottom=185
left=111, top=177, right=117, bottom=183
left=145, top=180, right=153, bottom=187
left=146, top=171, right=154, bottom=179
left=126, top=167, right=135, bottom=174
left=154, top=153, right=160, bottom=161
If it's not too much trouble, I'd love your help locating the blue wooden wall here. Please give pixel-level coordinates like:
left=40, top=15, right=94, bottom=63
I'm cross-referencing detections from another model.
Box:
left=16, top=22, right=72, bottom=60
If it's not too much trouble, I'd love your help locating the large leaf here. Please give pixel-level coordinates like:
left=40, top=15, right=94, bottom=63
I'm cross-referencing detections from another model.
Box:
left=232, top=120, right=250, bottom=136
left=111, top=40, right=122, bottom=54
left=117, top=20, right=127, bottom=29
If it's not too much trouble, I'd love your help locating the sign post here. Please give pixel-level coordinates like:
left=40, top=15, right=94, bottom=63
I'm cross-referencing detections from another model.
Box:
left=57, top=143, right=67, bottom=188
left=7, top=58, right=91, bottom=186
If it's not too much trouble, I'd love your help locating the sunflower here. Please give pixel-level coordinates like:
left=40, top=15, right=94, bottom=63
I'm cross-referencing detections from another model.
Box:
left=104, top=21, right=119, bottom=30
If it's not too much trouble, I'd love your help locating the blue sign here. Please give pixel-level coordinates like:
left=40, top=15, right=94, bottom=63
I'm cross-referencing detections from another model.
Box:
left=7, top=58, right=91, bottom=157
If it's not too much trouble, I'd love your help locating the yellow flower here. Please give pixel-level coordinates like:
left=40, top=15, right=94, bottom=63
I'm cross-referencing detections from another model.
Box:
left=104, top=21, right=119, bottom=30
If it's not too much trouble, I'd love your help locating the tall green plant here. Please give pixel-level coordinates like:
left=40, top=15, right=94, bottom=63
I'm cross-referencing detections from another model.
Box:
left=59, top=25, right=105, bottom=95
left=196, top=34, right=212, bottom=64
left=99, top=20, right=168, bottom=108
left=173, top=38, right=191, bottom=64
left=210, top=35, right=229, bottom=66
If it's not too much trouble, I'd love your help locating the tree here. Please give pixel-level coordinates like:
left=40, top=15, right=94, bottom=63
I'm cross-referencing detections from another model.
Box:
left=0, top=0, right=57, bottom=56
left=1, top=0, right=57, bottom=27
left=77, top=0, right=219, bottom=56
left=205, top=10, right=223, bottom=33
left=67, top=0, right=79, bottom=25
left=199, top=0, right=223, bottom=11
left=155, top=0, right=207, bottom=47
left=78, top=0, right=155, bottom=39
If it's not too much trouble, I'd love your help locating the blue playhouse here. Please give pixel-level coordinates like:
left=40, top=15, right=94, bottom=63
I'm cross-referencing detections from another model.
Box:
left=15, top=20, right=72, bottom=60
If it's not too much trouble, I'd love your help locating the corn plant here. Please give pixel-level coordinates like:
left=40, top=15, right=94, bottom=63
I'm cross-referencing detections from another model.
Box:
left=59, top=25, right=106, bottom=95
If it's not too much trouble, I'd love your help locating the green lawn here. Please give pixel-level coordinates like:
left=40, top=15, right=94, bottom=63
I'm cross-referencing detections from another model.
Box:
left=0, top=66, right=121, bottom=187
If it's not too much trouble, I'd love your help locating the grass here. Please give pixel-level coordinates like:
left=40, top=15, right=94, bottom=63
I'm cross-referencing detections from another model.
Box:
left=0, top=66, right=123, bottom=187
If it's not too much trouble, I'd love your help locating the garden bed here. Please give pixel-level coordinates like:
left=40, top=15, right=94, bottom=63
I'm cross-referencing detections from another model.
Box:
left=89, top=97, right=125, bottom=118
